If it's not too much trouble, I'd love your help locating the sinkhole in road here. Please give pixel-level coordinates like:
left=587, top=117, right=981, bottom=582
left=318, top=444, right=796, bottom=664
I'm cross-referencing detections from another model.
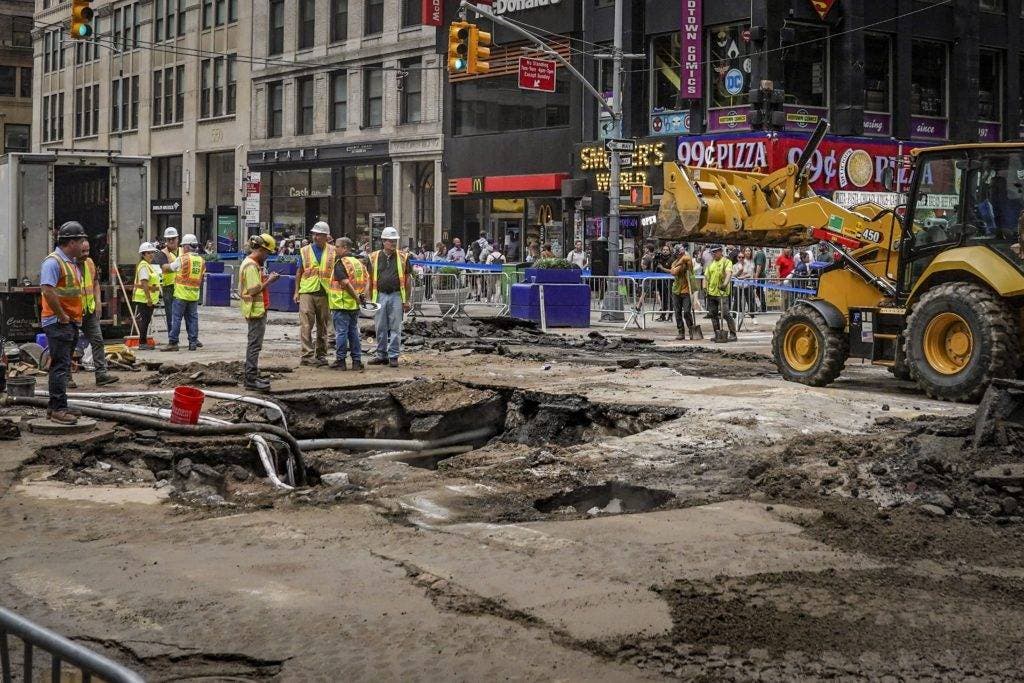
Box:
left=534, top=482, right=677, bottom=515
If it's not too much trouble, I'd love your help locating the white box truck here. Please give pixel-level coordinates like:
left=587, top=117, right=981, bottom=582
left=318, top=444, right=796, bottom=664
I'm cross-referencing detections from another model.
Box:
left=0, top=152, right=149, bottom=340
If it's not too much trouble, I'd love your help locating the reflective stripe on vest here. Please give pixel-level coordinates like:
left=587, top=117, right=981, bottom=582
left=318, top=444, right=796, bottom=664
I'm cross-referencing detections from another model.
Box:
left=298, top=244, right=336, bottom=294
left=161, top=248, right=181, bottom=286
left=40, top=252, right=84, bottom=322
left=133, top=260, right=157, bottom=304
left=238, top=257, right=266, bottom=319
left=369, top=250, right=407, bottom=304
left=328, top=256, right=367, bottom=310
left=82, top=257, right=97, bottom=314
left=173, top=252, right=205, bottom=302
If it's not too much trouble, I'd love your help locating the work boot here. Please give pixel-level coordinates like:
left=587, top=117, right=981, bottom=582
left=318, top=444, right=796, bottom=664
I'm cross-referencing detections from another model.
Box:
left=314, top=357, right=329, bottom=367
left=388, top=358, right=399, bottom=368
left=195, top=341, right=204, bottom=348
left=244, top=377, right=271, bottom=392
left=161, top=343, right=179, bottom=352
left=728, top=332, right=738, bottom=342
left=138, top=343, right=155, bottom=351
left=334, top=360, right=348, bottom=371
left=690, top=326, right=704, bottom=341
left=47, top=410, right=78, bottom=425
left=351, top=361, right=365, bottom=372
left=95, top=373, right=119, bottom=386
left=368, top=356, right=388, bottom=366
left=675, top=333, right=686, bottom=340
left=67, top=378, right=78, bottom=389
left=713, top=329, right=729, bottom=343
left=188, top=344, right=198, bottom=351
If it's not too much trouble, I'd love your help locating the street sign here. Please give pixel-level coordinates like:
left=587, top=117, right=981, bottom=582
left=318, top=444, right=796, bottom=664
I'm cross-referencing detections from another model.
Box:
left=604, top=138, right=635, bottom=153
left=518, top=57, right=557, bottom=93
left=617, top=153, right=634, bottom=168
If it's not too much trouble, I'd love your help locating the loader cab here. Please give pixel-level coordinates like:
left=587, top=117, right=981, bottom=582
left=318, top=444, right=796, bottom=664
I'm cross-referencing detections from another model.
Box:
left=898, top=144, right=1024, bottom=301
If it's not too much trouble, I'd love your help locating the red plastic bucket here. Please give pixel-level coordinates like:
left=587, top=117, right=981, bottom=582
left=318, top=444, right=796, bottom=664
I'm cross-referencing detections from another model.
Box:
left=170, top=386, right=205, bottom=425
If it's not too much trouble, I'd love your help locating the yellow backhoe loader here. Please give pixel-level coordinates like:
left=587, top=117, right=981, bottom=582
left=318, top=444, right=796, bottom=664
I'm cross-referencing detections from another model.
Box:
left=655, top=120, right=1024, bottom=402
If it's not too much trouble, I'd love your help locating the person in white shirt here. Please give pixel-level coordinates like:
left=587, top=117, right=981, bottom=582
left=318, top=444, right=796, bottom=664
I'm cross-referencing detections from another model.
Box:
left=567, top=240, right=588, bottom=269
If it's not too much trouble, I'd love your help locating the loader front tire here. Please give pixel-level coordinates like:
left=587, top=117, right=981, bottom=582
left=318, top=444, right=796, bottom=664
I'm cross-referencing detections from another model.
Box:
left=773, top=306, right=848, bottom=387
left=905, top=283, right=1020, bottom=402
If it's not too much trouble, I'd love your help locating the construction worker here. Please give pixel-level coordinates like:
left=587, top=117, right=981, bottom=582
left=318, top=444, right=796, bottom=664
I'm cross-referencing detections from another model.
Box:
left=78, top=238, right=119, bottom=386
left=705, top=244, right=738, bottom=343
left=161, top=234, right=205, bottom=352
left=40, top=222, right=88, bottom=424
left=328, top=237, right=367, bottom=372
left=155, top=227, right=181, bottom=341
left=669, top=246, right=702, bottom=341
left=294, top=221, right=335, bottom=366
left=366, top=226, right=411, bottom=367
left=133, top=242, right=162, bottom=351
left=239, top=234, right=281, bottom=391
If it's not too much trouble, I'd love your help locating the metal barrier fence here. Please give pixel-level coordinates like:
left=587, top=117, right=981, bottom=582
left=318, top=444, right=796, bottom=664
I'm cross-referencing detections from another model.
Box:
left=409, top=272, right=510, bottom=319
left=1, top=606, right=145, bottom=683
left=730, top=277, right=818, bottom=330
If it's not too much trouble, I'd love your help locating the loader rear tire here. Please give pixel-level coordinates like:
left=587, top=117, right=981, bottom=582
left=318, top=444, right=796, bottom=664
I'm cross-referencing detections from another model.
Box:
left=905, top=283, right=1020, bottom=402
left=773, top=306, right=849, bottom=387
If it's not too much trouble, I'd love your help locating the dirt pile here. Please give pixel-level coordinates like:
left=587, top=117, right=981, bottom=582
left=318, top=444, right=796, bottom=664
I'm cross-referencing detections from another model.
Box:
left=147, top=361, right=293, bottom=387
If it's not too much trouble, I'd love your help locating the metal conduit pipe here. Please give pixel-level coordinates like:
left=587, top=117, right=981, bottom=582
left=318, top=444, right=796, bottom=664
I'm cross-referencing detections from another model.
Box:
left=59, top=390, right=289, bottom=430
left=366, top=445, right=475, bottom=462
left=63, top=399, right=232, bottom=426
left=2, top=395, right=308, bottom=486
left=249, top=434, right=294, bottom=490
left=296, top=426, right=497, bottom=452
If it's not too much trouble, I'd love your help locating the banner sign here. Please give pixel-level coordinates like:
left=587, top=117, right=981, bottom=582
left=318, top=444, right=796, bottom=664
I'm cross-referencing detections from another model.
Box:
left=809, top=0, right=837, bottom=20
left=675, top=132, right=923, bottom=194
left=680, top=0, right=702, bottom=100
left=422, top=0, right=442, bottom=26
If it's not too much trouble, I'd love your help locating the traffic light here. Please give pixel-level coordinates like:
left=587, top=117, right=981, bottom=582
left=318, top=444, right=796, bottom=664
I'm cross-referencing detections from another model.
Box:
left=70, top=0, right=94, bottom=38
left=448, top=21, right=471, bottom=74
left=469, top=27, right=491, bottom=75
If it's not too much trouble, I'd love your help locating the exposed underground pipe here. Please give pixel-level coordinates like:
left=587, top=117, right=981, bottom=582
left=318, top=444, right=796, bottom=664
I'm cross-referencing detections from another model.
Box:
left=60, top=390, right=289, bottom=430
left=62, top=399, right=232, bottom=426
left=249, top=434, right=294, bottom=490
left=2, top=395, right=308, bottom=486
left=295, top=427, right=497, bottom=453
left=366, top=444, right=475, bottom=462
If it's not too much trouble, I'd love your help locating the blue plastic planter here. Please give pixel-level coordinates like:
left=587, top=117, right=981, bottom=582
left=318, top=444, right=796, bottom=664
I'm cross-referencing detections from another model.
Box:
left=523, top=268, right=582, bottom=285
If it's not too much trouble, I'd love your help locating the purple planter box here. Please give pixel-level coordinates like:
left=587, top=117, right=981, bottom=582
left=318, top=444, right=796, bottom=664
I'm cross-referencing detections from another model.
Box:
left=268, top=260, right=299, bottom=276
left=523, top=268, right=582, bottom=285
left=510, top=283, right=590, bottom=328
left=204, top=273, right=232, bottom=307
left=204, top=260, right=225, bottom=273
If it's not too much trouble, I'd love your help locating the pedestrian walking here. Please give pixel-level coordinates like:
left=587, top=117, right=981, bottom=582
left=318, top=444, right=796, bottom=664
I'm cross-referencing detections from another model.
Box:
left=294, top=221, right=336, bottom=366
left=753, top=247, right=768, bottom=312
left=655, top=243, right=674, bottom=320
left=540, top=243, right=555, bottom=259
left=160, top=234, right=205, bottom=352
left=239, top=234, right=281, bottom=391
left=704, top=245, right=737, bottom=343
left=78, top=238, right=119, bottom=386
left=446, top=238, right=466, bottom=262
left=40, top=222, right=88, bottom=424
left=669, top=247, right=702, bottom=340
left=367, top=227, right=411, bottom=367
left=155, top=227, right=181, bottom=341
left=329, top=237, right=368, bottom=372
left=567, top=240, right=588, bottom=269
left=132, top=242, right=161, bottom=351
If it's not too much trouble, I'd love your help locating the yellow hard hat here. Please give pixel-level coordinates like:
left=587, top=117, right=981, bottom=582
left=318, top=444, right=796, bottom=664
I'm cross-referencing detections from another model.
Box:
left=249, top=233, right=278, bottom=254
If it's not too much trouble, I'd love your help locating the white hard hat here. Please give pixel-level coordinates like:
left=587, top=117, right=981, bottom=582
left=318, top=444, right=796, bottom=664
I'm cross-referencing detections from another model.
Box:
left=311, top=221, right=331, bottom=235
left=381, top=226, right=399, bottom=240
left=181, top=234, right=199, bottom=247
left=138, top=241, right=157, bottom=254
left=163, top=227, right=179, bottom=239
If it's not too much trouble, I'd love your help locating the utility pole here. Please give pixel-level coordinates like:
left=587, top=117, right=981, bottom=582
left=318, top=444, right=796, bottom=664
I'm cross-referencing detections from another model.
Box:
left=607, top=0, right=623, bottom=281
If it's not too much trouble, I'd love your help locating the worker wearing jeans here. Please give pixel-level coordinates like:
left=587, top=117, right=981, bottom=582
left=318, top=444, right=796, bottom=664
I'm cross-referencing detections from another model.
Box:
left=78, top=241, right=118, bottom=386
left=366, top=227, right=411, bottom=368
left=329, top=237, right=367, bottom=371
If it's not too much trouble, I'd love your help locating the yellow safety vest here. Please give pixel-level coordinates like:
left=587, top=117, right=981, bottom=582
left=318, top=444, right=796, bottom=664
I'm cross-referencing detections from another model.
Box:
left=161, top=247, right=181, bottom=287
left=328, top=256, right=367, bottom=311
left=81, top=257, right=97, bottom=314
left=238, top=256, right=266, bottom=319
left=705, top=258, right=733, bottom=298
left=369, top=250, right=408, bottom=303
left=133, top=260, right=158, bottom=304
left=173, top=252, right=205, bottom=302
left=298, top=244, right=336, bottom=294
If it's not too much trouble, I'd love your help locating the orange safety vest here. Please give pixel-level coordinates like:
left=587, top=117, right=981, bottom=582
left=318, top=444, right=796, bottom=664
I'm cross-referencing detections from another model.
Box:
left=369, top=250, right=409, bottom=303
left=40, top=251, right=85, bottom=323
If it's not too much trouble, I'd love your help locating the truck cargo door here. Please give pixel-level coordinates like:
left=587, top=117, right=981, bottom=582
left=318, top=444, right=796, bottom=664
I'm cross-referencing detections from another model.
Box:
left=112, top=161, right=148, bottom=273
left=17, top=161, right=53, bottom=284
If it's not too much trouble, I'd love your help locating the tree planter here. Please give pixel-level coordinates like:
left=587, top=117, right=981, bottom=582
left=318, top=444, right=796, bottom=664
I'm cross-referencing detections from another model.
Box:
left=524, top=268, right=582, bottom=285
left=268, top=260, right=298, bottom=276
left=434, top=286, right=470, bottom=316
left=204, top=260, right=225, bottom=273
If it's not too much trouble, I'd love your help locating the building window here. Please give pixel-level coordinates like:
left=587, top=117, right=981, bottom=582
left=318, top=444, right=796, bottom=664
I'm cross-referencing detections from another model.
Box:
left=205, top=0, right=236, bottom=25
left=43, top=92, right=64, bottom=142
left=76, top=16, right=102, bottom=63
left=864, top=33, right=892, bottom=114
left=299, top=0, right=316, bottom=49
left=156, top=0, right=185, bottom=41
left=227, top=57, right=236, bottom=114
left=213, top=58, right=225, bottom=116
left=705, top=25, right=750, bottom=110
left=331, top=0, right=348, bottom=41
left=216, top=0, right=225, bottom=25
left=200, top=56, right=235, bottom=118
left=364, top=66, right=383, bottom=127
left=200, top=60, right=211, bottom=118
left=153, top=66, right=184, bottom=125
left=365, top=0, right=383, bottom=35
left=111, top=5, right=136, bottom=50
left=783, top=24, right=828, bottom=108
left=296, top=77, right=314, bottom=134
left=111, top=76, right=139, bottom=132
left=155, top=0, right=164, bottom=40
left=401, top=0, right=421, bottom=27
left=399, top=58, right=422, bottom=124
left=112, top=80, right=121, bottom=131
left=44, top=30, right=64, bottom=73
left=19, top=67, right=31, bottom=98
left=203, top=0, right=213, bottom=28
left=979, top=50, right=1003, bottom=123
left=911, top=40, right=947, bottom=117
left=268, top=81, right=283, bottom=137
left=11, top=17, right=32, bottom=47
left=269, top=0, right=285, bottom=55
left=4, top=124, right=29, bottom=152
left=651, top=32, right=682, bottom=111
left=454, top=72, right=570, bottom=135
left=330, top=71, right=347, bottom=130
left=0, top=68, right=14, bottom=97
left=74, top=84, right=99, bottom=138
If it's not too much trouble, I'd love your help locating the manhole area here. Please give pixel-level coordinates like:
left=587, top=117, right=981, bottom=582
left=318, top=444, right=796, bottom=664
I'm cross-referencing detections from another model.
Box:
left=534, top=482, right=676, bottom=516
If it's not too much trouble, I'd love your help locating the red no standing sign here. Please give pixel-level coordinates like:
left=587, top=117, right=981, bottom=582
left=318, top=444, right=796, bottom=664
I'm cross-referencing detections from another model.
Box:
left=518, top=57, right=557, bottom=93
